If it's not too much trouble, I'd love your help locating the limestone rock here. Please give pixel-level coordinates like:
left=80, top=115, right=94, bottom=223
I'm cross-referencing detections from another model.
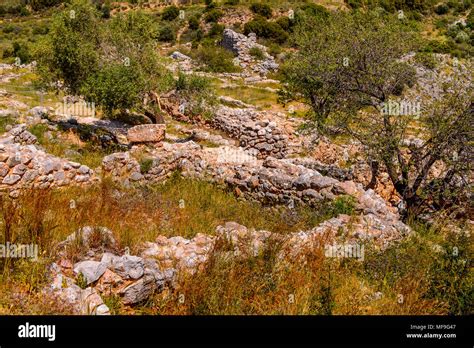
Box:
left=73, top=260, right=107, bottom=285
left=127, top=124, right=165, bottom=144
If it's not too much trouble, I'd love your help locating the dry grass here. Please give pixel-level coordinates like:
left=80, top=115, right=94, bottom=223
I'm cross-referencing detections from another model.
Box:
left=0, top=175, right=471, bottom=315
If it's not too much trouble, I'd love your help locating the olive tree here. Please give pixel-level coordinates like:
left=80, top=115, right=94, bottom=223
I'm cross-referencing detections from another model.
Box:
left=34, top=0, right=174, bottom=118
left=280, top=11, right=473, bottom=217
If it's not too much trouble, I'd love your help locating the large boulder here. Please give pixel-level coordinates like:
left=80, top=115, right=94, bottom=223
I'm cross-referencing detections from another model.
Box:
left=127, top=124, right=166, bottom=144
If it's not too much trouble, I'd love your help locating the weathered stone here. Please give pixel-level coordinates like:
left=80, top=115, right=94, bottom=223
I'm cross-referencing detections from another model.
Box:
left=2, top=174, right=21, bottom=185
left=12, top=164, right=27, bottom=175
left=120, top=275, right=157, bottom=305
left=80, top=287, right=110, bottom=315
left=0, top=163, right=9, bottom=177
left=61, top=226, right=117, bottom=250
left=78, top=165, right=90, bottom=175
left=101, top=253, right=145, bottom=280
left=95, top=269, right=124, bottom=294
left=130, top=172, right=144, bottom=181
left=170, top=51, right=191, bottom=61
left=127, top=124, right=165, bottom=144
left=73, top=260, right=107, bottom=285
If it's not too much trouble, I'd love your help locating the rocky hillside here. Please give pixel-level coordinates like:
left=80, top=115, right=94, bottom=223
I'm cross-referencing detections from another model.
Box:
left=0, top=0, right=472, bottom=316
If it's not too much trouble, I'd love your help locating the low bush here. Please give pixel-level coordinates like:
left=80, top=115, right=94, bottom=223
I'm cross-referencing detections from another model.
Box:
left=414, top=52, right=437, bottom=69
left=435, top=3, right=450, bottom=15
left=204, top=9, right=223, bottom=23
left=207, top=23, right=224, bottom=37
left=175, top=72, right=217, bottom=119
left=195, top=44, right=240, bottom=73
left=162, top=5, right=179, bottom=21
left=158, top=24, right=176, bottom=42
left=244, top=18, right=289, bottom=44
left=249, top=3, right=272, bottom=18
left=188, top=16, right=200, bottom=30
left=249, top=46, right=265, bottom=60
left=3, top=41, right=32, bottom=64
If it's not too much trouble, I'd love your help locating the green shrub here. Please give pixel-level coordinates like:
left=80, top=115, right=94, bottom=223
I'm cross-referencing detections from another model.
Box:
left=331, top=195, right=356, bottom=216
left=467, top=10, right=474, bottom=29
left=249, top=46, right=265, bottom=60
left=267, top=42, right=282, bottom=56
left=100, top=4, right=110, bottom=19
left=188, top=16, right=200, bottom=30
left=195, top=44, right=240, bottom=73
left=29, top=0, right=65, bottom=11
left=250, top=3, right=272, bottom=18
left=423, top=39, right=451, bottom=53
left=426, top=230, right=473, bottom=314
left=174, top=72, right=217, bottom=119
left=80, top=63, right=145, bottom=117
left=244, top=18, right=289, bottom=44
left=0, top=116, right=16, bottom=134
left=32, top=23, right=49, bottom=35
left=19, top=6, right=30, bottom=16
left=204, top=9, right=223, bottom=23
left=158, top=25, right=176, bottom=42
left=435, top=3, right=450, bottom=15
left=224, top=0, right=239, bottom=5
left=205, top=0, right=216, bottom=9
left=75, top=272, right=87, bottom=289
left=162, top=5, right=179, bottom=21
left=208, top=23, right=224, bottom=37
left=2, top=24, right=17, bottom=34
left=414, top=52, right=437, bottom=69
left=299, top=3, right=330, bottom=18
left=276, top=16, right=292, bottom=32
left=455, top=30, right=470, bottom=43
left=139, top=158, right=153, bottom=174
left=345, top=0, right=363, bottom=9
left=11, top=41, right=31, bottom=64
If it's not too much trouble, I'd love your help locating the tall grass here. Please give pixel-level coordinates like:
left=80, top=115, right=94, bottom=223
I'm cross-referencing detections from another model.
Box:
left=0, top=177, right=470, bottom=315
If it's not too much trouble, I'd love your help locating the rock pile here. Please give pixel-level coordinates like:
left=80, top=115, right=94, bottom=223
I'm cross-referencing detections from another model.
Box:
left=0, top=125, right=97, bottom=194
left=221, top=29, right=279, bottom=76
left=101, top=141, right=406, bottom=235
left=213, top=106, right=288, bottom=159
left=48, top=214, right=411, bottom=313
left=48, top=226, right=175, bottom=312
left=3, top=124, right=37, bottom=145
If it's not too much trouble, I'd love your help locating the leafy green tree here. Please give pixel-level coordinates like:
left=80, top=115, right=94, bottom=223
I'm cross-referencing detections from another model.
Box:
left=34, top=0, right=101, bottom=94
left=35, top=0, right=173, bottom=119
left=281, top=11, right=473, bottom=216
left=281, top=12, right=417, bottom=127
left=80, top=63, right=144, bottom=117
left=174, top=73, right=217, bottom=119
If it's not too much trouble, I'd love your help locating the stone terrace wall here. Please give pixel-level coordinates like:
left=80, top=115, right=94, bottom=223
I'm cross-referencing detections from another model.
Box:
left=0, top=125, right=97, bottom=196
left=101, top=142, right=408, bottom=238
left=212, top=106, right=288, bottom=159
